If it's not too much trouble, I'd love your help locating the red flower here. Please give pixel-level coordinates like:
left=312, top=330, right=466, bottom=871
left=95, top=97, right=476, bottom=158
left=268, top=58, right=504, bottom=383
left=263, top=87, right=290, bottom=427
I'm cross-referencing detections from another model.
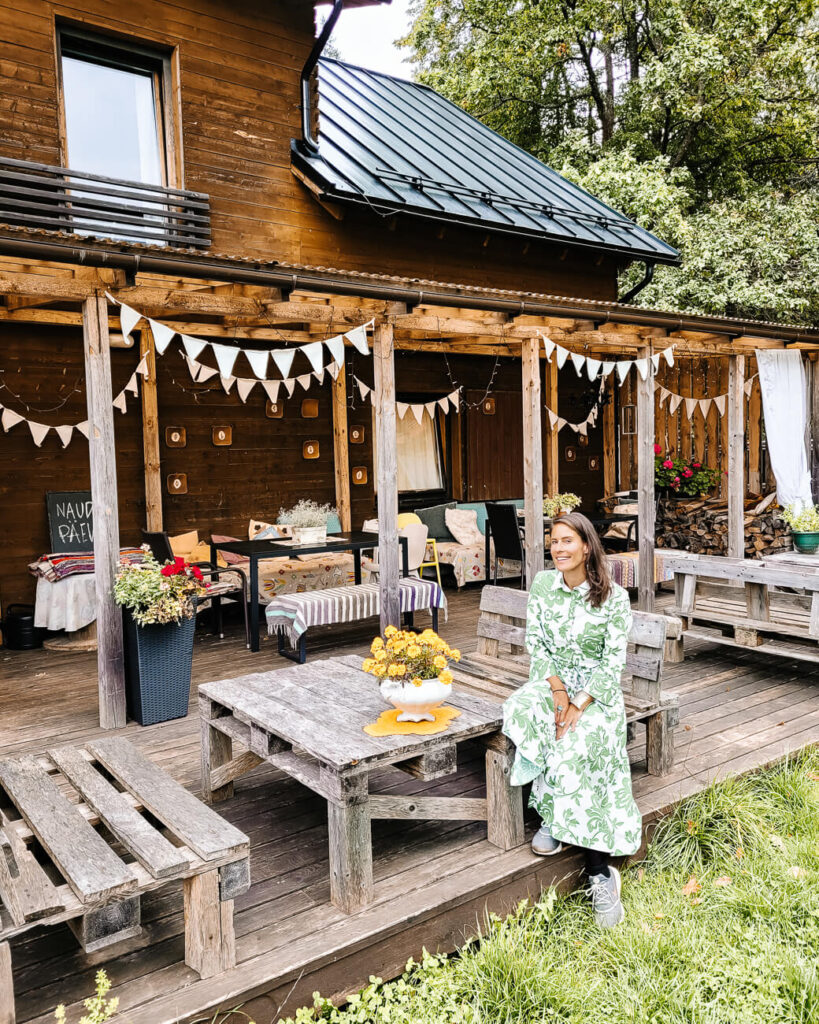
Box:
left=682, top=468, right=693, bottom=478
left=654, top=443, right=662, bottom=455
left=662, top=459, right=674, bottom=469
left=673, top=476, right=680, bottom=484
left=692, top=461, right=701, bottom=468
left=160, top=564, right=176, bottom=577
left=191, top=566, right=204, bottom=581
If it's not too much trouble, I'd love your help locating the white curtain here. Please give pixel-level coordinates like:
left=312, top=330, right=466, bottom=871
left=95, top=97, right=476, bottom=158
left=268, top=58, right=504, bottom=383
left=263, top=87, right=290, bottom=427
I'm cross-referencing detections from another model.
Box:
left=756, top=349, right=813, bottom=510
left=372, top=406, right=445, bottom=493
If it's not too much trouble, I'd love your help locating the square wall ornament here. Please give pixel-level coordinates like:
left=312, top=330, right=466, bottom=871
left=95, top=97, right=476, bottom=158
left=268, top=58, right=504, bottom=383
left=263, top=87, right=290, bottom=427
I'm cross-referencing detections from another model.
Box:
left=212, top=426, right=232, bottom=446
left=167, top=473, right=187, bottom=495
left=352, top=466, right=368, bottom=485
left=303, top=440, right=320, bottom=460
left=301, top=398, right=319, bottom=418
left=481, top=398, right=496, bottom=415
left=266, top=400, right=284, bottom=418
left=564, top=446, right=577, bottom=463
left=588, top=455, right=601, bottom=471
left=350, top=425, right=366, bottom=444
left=165, top=427, right=186, bottom=448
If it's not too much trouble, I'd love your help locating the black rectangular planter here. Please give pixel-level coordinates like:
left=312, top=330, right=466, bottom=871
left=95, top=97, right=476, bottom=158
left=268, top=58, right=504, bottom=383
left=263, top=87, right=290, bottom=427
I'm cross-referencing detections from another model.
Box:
left=123, top=611, right=196, bottom=726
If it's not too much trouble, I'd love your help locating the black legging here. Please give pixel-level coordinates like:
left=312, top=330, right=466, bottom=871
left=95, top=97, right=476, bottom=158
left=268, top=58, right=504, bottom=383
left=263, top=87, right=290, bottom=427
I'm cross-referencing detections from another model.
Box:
left=583, top=847, right=611, bottom=878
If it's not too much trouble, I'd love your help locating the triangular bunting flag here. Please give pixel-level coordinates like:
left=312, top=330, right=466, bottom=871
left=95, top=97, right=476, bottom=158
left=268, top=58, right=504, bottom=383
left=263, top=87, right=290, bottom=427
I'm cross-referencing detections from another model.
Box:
left=542, top=336, right=555, bottom=361
left=714, top=395, right=726, bottom=416
left=236, top=378, right=256, bottom=403
left=28, top=421, right=50, bottom=446
left=212, top=343, right=239, bottom=378
left=297, top=373, right=312, bottom=391
left=75, top=420, right=90, bottom=439
left=570, top=352, right=586, bottom=376
left=664, top=347, right=675, bottom=367
left=651, top=353, right=661, bottom=371
left=684, top=397, right=697, bottom=419
left=327, top=362, right=341, bottom=381
left=555, top=346, right=569, bottom=369
left=2, top=408, right=24, bottom=431
left=104, top=290, right=119, bottom=306
left=221, top=376, right=236, bottom=394
left=634, top=358, right=650, bottom=381
left=698, top=398, right=711, bottom=418
left=586, top=357, right=602, bottom=380
left=125, top=372, right=139, bottom=396
left=325, top=334, right=345, bottom=366
left=657, top=387, right=670, bottom=407
left=197, top=364, right=219, bottom=382
left=437, top=396, right=450, bottom=413
left=449, top=390, right=460, bottom=410
left=669, top=394, right=683, bottom=415
left=568, top=422, right=579, bottom=434
left=135, top=354, right=150, bottom=377
left=397, top=402, right=409, bottom=419
left=300, top=341, right=324, bottom=374
left=151, top=320, right=177, bottom=355
left=556, top=417, right=567, bottom=431
left=272, top=349, right=296, bottom=379
left=245, top=349, right=269, bottom=380
left=346, top=322, right=371, bottom=356
left=616, top=361, right=631, bottom=385
left=183, top=355, right=200, bottom=381
left=54, top=424, right=74, bottom=448
left=313, top=367, right=325, bottom=385
left=411, top=404, right=425, bottom=425
left=283, top=378, right=295, bottom=398
left=262, top=380, right=280, bottom=403
left=548, top=409, right=558, bottom=429
left=602, top=361, right=615, bottom=377
left=119, top=304, right=142, bottom=342
left=425, top=401, right=438, bottom=419
left=744, top=380, right=753, bottom=396
left=112, top=391, right=128, bottom=413
left=181, top=334, right=206, bottom=361
left=577, top=421, right=588, bottom=436
left=357, top=379, right=370, bottom=401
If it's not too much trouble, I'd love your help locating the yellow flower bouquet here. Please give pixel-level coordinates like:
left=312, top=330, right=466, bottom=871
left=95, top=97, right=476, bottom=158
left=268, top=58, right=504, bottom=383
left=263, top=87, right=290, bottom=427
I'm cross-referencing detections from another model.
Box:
left=362, top=626, right=461, bottom=722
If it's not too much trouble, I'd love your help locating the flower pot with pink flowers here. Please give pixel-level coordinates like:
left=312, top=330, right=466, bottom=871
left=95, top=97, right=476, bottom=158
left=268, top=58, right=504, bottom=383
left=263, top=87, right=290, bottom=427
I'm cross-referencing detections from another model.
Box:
left=654, top=445, right=719, bottom=499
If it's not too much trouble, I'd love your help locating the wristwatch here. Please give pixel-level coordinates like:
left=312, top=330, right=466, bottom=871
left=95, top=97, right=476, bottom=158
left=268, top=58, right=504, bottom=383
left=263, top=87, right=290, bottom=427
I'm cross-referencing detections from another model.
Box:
left=570, top=690, right=593, bottom=711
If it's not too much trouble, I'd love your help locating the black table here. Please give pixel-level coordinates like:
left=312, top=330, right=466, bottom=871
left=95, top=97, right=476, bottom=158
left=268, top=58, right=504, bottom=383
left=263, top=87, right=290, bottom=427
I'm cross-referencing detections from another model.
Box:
left=210, top=532, right=409, bottom=651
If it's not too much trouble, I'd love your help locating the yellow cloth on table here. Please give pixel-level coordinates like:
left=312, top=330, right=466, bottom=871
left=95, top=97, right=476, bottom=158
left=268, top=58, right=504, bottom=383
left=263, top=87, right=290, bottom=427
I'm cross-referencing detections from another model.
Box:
left=364, top=706, right=461, bottom=736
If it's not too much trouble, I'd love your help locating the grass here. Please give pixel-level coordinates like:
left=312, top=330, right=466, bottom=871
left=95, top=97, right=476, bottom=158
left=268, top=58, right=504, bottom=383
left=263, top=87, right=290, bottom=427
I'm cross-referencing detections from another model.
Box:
left=280, top=748, right=819, bottom=1024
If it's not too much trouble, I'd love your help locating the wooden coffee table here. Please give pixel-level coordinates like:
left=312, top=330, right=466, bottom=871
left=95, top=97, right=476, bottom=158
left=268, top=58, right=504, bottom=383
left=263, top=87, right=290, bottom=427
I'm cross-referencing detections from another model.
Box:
left=199, top=654, right=525, bottom=913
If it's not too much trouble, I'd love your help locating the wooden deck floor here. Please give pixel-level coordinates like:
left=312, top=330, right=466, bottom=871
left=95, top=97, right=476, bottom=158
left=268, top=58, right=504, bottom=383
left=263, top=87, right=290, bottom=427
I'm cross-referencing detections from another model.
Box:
left=3, top=586, right=819, bottom=1024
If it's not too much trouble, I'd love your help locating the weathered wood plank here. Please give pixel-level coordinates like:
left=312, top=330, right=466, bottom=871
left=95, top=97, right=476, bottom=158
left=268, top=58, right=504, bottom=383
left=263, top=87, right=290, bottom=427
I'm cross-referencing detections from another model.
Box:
left=140, top=323, right=162, bottom=532
left=373, top=322, right=400, bottom=630
left=0, top=812, right=63, bottom=924
left=664, top=554, right=819, bottom=590
left=485, top=742, right=524, bottom=850
left=327, top=774, right=372, bottom=913
left=521, top=336, right=544, bottom=586
left=183, top=870, right=236, bottom=979
left=0, top=941, right=13, bottom=1024
left=48, top=746, right=188, bottom=880
left=0, top=827, right=23, bottom=928
left=479, top=586, right=528, bottom=619
left=67, top=896, right=141, bottom=953
left=395, top=746, right=457, bottom=781
left=727, top=354, right=746, bottom=559
left=332, top=361, right=352, bottom=533
left=477, top=617, right=526, bottom=648
left=0, top=757, right=136, bottom=904
left=545, top=356, right=559, bottom=495
left=87, top=739, right=247, bottom=862
left=200, top=696, right=238, bottom=804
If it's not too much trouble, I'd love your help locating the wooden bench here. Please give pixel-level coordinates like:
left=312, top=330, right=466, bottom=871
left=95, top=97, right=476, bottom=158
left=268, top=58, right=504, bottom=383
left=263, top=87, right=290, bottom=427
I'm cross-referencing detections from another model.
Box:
left=450, top=586, right=681, bottom=776
left=663, top=552, right=819, bottom=664
left=0, top=738, right=250, bottom=1024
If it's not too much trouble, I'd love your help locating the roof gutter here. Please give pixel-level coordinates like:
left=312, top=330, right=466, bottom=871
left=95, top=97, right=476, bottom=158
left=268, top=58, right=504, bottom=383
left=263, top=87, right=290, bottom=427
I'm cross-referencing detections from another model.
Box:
left=298, top=0, right=345, bottom=156
left=0, top=234, right=816, bottom=343
left=618, top=261, right=655, bottom=304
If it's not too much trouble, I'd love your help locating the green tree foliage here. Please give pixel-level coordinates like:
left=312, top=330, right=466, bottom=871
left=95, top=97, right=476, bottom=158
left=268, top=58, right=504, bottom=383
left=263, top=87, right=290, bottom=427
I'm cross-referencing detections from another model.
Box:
left=402, top=0, right=819, bottom=323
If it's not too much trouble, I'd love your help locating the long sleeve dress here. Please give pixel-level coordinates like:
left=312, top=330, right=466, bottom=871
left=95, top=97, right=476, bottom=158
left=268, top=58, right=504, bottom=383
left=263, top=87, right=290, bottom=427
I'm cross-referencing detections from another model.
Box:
left=501, top=569, right=642, bottom=856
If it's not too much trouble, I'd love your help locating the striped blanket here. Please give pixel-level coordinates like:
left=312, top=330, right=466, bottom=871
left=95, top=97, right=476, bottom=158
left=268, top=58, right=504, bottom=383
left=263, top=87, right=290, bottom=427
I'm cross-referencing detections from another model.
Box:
left=606, top=550, right=673, bottom=589
left=266, top=578, right=448, bottom=646
left=29, top=547, right=146, bottom=583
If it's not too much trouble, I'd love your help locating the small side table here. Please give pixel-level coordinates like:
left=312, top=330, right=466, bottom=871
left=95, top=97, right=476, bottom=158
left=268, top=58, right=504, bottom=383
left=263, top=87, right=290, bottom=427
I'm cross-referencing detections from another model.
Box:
left=199, top=654, right=525, bottom=913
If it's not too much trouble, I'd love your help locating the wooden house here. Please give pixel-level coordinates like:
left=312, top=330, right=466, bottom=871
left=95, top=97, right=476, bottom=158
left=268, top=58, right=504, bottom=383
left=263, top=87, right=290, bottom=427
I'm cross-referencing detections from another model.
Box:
left=0, top=0, right=817, bottom=730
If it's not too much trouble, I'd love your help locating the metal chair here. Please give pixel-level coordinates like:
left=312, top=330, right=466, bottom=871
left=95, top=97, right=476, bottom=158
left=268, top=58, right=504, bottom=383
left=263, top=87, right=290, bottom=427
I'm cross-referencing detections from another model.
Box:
left=485, top=502, right=526, bottom=588
left=141, top=531, right=251, bottom=648
left=398, top=511, right=441, bottom=586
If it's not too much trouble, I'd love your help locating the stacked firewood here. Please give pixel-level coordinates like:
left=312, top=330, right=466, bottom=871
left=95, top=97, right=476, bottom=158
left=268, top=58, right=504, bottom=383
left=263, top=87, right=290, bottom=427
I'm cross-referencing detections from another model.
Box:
left=655, top=496, right=791, bottom=558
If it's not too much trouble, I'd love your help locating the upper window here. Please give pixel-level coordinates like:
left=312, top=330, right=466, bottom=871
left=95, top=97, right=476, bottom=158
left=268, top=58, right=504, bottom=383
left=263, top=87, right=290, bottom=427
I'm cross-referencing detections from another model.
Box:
left=59, top=32, right=168, bottom=186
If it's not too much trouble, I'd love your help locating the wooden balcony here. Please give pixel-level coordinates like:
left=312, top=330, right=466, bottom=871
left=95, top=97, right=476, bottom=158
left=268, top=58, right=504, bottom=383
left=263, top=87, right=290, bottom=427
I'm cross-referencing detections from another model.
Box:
left=0, top=156, right=211, bottom=249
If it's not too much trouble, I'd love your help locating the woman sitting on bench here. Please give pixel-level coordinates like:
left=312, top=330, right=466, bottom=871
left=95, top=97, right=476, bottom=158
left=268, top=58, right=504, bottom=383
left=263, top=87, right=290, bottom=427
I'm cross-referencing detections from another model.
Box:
left=502, top=512, right=640, bottom=929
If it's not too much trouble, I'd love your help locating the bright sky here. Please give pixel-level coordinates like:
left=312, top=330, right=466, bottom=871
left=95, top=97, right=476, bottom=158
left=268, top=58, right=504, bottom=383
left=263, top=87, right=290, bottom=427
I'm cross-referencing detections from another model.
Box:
left=318, top=0, right=416, bottom=80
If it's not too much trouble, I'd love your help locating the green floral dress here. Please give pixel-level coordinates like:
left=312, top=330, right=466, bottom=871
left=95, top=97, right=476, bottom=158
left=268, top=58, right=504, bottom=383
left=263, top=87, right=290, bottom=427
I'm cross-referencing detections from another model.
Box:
left=502, top=570, right=641, bottom=856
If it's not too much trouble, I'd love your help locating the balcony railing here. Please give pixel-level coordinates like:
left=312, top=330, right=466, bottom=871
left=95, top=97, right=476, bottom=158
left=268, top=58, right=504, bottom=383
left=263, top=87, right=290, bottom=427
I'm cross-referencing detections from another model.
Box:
left=0, top=156, right=211, bottom=249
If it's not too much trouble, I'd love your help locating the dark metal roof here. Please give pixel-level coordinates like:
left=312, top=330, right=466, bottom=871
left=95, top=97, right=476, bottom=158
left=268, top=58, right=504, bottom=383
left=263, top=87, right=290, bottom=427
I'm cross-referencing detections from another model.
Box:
left=291, top=58, right=681, bottom=266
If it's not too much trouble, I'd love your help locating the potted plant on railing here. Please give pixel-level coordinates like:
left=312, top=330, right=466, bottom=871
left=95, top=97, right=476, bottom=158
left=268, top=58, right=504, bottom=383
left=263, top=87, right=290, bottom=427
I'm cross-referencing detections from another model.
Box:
left=654, top=445, right=719, bottom=499
left=782, top=504, right=819, bottom=554
left=114, top=551, right=208, bottom=725
left=363, top=626, right=460, bottom=722
left=543, top=492, right=581, bottom=518
left=278, top=499, right=337, bottom=545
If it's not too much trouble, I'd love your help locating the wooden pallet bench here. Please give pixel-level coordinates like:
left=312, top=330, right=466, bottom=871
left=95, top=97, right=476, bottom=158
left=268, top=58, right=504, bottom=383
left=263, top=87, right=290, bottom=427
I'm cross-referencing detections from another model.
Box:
left=0, top=738, right=249, bottom=1024
left=449, top=586, right=681, bottom=776
left=663, top=552, right=819, bottom=665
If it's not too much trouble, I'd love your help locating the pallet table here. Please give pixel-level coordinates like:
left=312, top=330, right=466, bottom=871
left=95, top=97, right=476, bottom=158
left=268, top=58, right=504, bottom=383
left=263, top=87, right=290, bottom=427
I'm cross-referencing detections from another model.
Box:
left=199, top=656, right=525, bottom=914
left=0, top=738, right=249, bottom=1024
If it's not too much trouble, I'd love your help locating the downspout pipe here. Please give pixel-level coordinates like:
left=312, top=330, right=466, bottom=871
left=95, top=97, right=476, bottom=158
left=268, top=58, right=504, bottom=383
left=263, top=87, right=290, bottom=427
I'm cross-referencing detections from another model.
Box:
left=298, top=0, right=344, bottom=155
left=618, top=261, right=655, bottom=304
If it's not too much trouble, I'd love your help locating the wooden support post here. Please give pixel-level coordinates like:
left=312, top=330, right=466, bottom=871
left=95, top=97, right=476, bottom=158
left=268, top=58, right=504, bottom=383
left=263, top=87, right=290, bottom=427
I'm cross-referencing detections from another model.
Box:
left=545, top=356, right=559, bottom=497
left=332, top=362, right=352, bottom=532
left=748, top=373, right=761, bottom=495
left=636, top=347, right=656, bottom=611
left=373, top=323, right=400, bottom=630
left=603, top=379, right=616, bottom=497
left=327, top=774, right=373, bottom=913
left=183, top=869, right=236, bottom=978
left=728, top=354, right=746, bottom=559
left=140, top=324, right=162, bottom=531
left=484, top=735, right=524, bottom=850
left=810, top=357, right=819, bottom=500
left=521, top=337, right=544, bottom=586
left=200, top=697, right=234, bottom=804
left=646, top=711, right=673, bottom=776
left=83, top=294, right=125, bottom=730
left=0, top=941, right=13, bottom=1024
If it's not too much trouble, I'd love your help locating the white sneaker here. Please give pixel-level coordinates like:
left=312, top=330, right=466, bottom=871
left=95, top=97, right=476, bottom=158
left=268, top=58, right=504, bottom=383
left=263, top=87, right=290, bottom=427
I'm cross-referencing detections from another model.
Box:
left=588, top=866, right=624, bottom=928
left=531, top=824, right=563, bottom=856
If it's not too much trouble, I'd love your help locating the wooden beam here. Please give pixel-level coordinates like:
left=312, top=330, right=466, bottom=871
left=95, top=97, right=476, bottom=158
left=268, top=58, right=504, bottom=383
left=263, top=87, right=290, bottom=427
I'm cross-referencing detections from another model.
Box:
left=332, top=363, right=352, bottom=532
left=521, top=337, right=544, bottom=586
left=748, top=372, right=761, bottom=494
left=811, top=358, right=819, bottom=499
left=603, top=380, right=616, bottom=497
left=140, top=325, right=162, bottom=532
left=82, top=294, right=126, bottom=729
left=636, top=347, right=656, bottom=612
left=727, top=354, right=746, bottom=559
left=372, top=323, right=400, bottom=629
left=545, top=357, right=559, bottom=496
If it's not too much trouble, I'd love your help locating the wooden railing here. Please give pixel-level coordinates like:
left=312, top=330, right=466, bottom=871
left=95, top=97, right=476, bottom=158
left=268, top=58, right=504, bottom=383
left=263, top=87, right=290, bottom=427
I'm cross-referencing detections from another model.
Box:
left=0, top=156, right=211, bottom=249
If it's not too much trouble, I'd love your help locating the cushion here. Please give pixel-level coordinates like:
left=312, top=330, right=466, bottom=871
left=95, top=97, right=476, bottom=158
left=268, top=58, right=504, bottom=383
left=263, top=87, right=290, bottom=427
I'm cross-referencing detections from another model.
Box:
left=189, top=540, right=227, bottom=568
left=415, top=501, right=456, bottom=541
left=249, top=519, right=274, bottom=539
left=456, top=502, right=488, bottom=535
left=255, top=524, right=285, bottom=540
left=445, top=507, right=484, bottom=547
left=211, top=534, right=245, bottom=565
left=326, top=512, right=342, bottom=534
left=604, top=503, right=639, bottom=540
left=169, top=530, right=198, bottom=559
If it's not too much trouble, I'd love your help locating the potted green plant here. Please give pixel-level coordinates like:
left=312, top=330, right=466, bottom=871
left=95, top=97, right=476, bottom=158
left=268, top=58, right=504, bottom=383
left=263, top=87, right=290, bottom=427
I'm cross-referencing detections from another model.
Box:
left=114, top=550, right=208, bottom=725
left=654, top=445, right=719, bottom=499
left=782, top=504, right=819, bottom=554
left=543, top=493, right=581, bottom=517
left=278, top=499, right=337, bottom=545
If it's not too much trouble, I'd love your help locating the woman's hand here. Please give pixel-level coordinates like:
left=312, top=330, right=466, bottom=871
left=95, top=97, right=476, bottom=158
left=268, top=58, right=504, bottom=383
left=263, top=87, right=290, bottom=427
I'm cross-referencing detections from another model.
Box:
left=556, top=703, right=584, bottom=741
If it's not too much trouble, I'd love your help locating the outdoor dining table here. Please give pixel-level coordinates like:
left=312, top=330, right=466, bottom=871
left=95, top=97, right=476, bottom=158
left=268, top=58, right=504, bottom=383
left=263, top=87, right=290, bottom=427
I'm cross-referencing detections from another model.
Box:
left=210, top=532, right=409, bottom=652
left=198, top=654, right=524, bottom=913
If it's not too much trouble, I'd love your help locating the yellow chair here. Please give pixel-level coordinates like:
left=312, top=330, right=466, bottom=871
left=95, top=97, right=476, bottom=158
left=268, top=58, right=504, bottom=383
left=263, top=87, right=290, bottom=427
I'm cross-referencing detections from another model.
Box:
left=398, top=512, right=441, bottom=587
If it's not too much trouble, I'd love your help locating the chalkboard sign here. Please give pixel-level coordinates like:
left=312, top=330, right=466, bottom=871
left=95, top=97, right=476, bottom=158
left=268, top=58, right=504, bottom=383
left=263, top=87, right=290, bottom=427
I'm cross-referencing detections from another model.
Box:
left=46, top=491, right=93, bottom=552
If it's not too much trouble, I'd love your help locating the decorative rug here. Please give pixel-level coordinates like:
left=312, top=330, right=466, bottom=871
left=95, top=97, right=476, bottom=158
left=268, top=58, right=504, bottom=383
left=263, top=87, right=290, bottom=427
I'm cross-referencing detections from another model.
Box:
left=364, top=705, right=461, bottom=736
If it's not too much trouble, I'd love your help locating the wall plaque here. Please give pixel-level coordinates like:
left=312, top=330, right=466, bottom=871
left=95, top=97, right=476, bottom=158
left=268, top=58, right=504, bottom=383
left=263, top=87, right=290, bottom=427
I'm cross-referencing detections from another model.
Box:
left=303, top=440, right=320, bottom=459
left=165, top=427, right=186, bottom=448
left=167, top=473, right=187, bottom=494
left=352, top=466, right=368, bottom=485
left=212, top=426, right=233, bottom=446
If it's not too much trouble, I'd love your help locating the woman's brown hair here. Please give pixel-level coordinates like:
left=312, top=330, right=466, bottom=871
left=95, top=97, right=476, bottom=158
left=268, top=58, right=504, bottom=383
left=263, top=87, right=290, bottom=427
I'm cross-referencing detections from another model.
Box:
left=551, top=511, right=612, bottom=609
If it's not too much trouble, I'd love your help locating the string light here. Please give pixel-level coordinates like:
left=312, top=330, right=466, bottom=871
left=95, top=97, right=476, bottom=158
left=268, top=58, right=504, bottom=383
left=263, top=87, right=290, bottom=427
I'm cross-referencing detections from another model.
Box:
left=0, top=369, right=83, bottom=413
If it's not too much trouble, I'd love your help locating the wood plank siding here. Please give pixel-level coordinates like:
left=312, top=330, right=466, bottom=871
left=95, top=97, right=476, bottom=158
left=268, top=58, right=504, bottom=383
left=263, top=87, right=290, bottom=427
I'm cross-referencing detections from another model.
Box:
left=0, top=0, right=618, bottom=296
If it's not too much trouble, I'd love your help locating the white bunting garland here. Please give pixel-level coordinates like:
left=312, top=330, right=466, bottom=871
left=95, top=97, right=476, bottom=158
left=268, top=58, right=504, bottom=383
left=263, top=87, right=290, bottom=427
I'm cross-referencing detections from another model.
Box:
left=352, top=376, right=460, bottom=421
left=151, top=321, right=177, bottom=355
left=538, top=331, right=677, bottom=384
left=245, top=349, right=270, bottom=380
left=654, top=375, right=758, bottom=421
left=544, top=380, right=605, bottom=435
left=236, top=378, right=256, bottom=403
